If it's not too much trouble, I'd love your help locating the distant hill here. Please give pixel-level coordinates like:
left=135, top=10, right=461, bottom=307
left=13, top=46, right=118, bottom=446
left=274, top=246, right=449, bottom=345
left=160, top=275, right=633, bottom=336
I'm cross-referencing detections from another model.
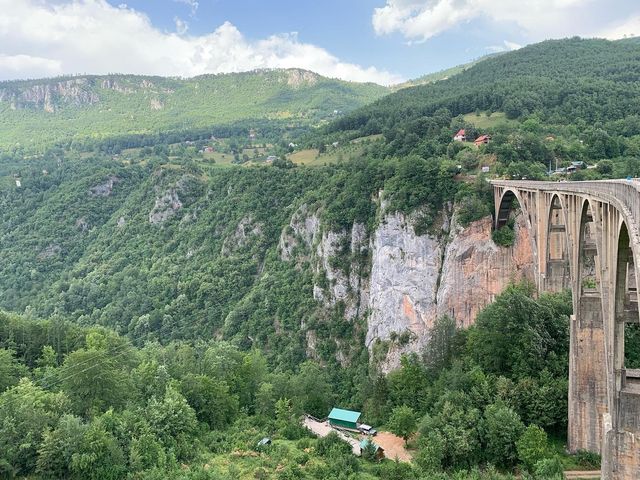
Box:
left=394, top=53, right=500, bottom=89
left=0, top=69, right=389, bottom=150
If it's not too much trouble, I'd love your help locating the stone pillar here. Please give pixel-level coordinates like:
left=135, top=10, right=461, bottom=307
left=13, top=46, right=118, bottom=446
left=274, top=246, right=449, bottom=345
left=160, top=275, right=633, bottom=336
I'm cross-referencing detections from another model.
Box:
left=568, top=296, right=608, bottom=453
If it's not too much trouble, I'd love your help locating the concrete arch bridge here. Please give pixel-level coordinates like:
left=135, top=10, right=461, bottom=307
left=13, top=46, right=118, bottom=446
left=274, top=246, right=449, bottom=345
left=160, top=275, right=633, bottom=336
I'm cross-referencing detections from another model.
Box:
left=491, top=180, right=640, bottom=479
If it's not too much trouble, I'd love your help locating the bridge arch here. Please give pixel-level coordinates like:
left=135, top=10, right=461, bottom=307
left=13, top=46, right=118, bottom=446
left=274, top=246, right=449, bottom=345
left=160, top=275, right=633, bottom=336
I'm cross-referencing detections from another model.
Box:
left=544, top=194, right=571, bottom=292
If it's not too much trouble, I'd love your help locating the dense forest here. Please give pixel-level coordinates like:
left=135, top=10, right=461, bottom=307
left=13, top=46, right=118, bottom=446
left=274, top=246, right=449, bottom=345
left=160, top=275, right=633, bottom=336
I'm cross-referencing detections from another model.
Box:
left=0, top=286, right=586, bottom=479
left=2, top=36, right=640, bottom=478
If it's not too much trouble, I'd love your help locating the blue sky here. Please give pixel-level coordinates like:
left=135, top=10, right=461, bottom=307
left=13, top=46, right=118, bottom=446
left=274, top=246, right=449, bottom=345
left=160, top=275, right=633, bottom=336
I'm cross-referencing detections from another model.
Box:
left=1, top=0, right=639, bottom=84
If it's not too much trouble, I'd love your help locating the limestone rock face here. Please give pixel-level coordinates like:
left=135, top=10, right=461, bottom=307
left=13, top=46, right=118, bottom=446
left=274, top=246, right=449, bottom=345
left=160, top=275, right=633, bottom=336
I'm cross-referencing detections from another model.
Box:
left=436, top=214, right=535, bottom=329
left=366, top=213, right=442, bottom=362
left=280, top=202, right=534, bottom=372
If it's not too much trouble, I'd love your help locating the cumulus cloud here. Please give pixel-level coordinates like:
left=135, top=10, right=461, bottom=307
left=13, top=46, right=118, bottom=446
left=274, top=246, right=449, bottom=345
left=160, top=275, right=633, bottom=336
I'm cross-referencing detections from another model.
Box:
left=372, top=0, right=600, bottom=42
left=0, top=0, right=401, bottom=85
left=597, top=15, right=640, bottom=39
left=486, top=40, right=522, bottom=53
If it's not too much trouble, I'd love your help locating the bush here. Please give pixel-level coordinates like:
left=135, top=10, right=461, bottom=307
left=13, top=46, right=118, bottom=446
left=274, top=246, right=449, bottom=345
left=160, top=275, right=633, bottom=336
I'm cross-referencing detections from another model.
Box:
left=481, top=403, right=524, bottom=467
left=574, top=449, right=601, bottom=469
left=492, top=225, right=515, bottom=247
left=533, top=456, right=564, bottom=479
left=516, top=425, right=549, bottom=471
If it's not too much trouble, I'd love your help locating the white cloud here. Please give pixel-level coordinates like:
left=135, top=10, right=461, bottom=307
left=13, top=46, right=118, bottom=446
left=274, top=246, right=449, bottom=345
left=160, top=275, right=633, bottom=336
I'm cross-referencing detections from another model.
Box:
left=597, top=15, right=640, bottom=39
left=486, top=40, right=522, bottom=53
left=372, top=0, right=599, bottom=42
left=174, top=16, right=189, bottom=35
left=174, top=0, right=199, bottom=16
left=0, top=0, right=401, bottom=85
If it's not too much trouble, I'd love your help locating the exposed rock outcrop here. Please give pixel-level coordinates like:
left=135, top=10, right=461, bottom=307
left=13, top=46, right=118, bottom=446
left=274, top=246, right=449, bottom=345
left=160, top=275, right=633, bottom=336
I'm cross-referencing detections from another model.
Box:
left=1, top=78, right=99, bottom=111
left=436, top=214, right=535, bottom=328
left=149, top=189, right=182, bottom=224
left=89, top=176, right=120, bottom=197
left=221, top=217, right=263, bottom=255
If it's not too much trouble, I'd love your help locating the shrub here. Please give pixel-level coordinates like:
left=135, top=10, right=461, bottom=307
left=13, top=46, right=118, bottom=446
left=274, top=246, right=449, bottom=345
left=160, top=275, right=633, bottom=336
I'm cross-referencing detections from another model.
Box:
left=492, top=225, right=515, bottom=247
left=533, top=456, right=564, bottom=479
left=516, top=425, right=549, bottom=471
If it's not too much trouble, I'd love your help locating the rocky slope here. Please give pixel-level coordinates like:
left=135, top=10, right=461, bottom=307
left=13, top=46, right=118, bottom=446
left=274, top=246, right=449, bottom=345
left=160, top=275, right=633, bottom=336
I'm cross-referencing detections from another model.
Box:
left=280, top=205, right=535, bottom=371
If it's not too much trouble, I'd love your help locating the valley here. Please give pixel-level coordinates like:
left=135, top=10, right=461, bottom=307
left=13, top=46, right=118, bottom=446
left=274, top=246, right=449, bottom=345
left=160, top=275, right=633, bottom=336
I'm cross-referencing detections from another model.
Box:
left=1, top=36, right=640, bottom=479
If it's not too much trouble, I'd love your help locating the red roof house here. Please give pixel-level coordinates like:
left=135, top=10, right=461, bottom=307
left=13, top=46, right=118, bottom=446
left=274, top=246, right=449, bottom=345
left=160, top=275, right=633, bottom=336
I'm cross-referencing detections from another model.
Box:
left=474, top=134, right=491, bottom=146
left=453, top=129, right=466, bottom=141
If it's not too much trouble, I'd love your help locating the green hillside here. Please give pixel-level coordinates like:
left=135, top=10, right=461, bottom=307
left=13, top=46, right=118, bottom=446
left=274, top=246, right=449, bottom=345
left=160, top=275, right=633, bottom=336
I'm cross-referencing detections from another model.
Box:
left=2, top=37, right=640, bottom=479
left=394, top=53, right=500, bottom=89
left=0, top=69, right=388, bottom=151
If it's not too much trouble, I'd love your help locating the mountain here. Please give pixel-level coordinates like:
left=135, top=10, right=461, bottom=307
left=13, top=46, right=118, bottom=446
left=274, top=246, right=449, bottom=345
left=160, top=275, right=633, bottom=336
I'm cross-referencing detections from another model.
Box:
left=326, top=37, right=640, bottom=137
left=394, top=53, right=500, bottom=89
left=0, top=69, right=389, bottom=151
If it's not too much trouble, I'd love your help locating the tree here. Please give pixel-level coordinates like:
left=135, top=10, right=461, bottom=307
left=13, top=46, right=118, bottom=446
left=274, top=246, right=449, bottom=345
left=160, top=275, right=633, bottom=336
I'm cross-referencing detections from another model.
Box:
left=415, top=430, right=445, bottom=472
left=36, top=414, right=87, bottom=478
left=481, top=402, right=524, bottom=467
left=146, top=385, right=197, bottom=457
left=70, top=422, right=126, bottom=480
left=388, top=405, right=417, bottom=445
left=0, top=379, right=70, bottom=476
left=180, top=374, right=239, bottom=429
left=0, top=348, right=28, bottom=393
left=516, top=424, right=550, bottom=471
left=59, top=347, right=133, bottom=415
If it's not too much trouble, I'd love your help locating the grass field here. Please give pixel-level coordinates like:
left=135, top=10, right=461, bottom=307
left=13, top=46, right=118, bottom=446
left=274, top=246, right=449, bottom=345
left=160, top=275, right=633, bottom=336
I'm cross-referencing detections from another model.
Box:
left=463, top=111, right=518, bottom=130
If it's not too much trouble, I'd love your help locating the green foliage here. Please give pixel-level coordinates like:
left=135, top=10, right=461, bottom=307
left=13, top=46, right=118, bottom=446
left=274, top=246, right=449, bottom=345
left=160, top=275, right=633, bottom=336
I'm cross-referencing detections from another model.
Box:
left=533, top=456, right=564, bottom=479
left=492, top=225, right=515, bottom=247
left=516, top=425, right=550, bottom=472
left=480, top=402, right=524, bottom=467
left=69, top=421, right=126, bottom=480
left=573, top=449, right=601, bottom=470
left=467, top=285, right=570, bottom=378
left=0, top=379, right=70, bottom=476
left=180, top=374, right=238, bottom=429
left=36, top=414, right=87, bottom=478
left=0, top=348, right=28, bottom=393
left=388, top=405, right=418, bottom=444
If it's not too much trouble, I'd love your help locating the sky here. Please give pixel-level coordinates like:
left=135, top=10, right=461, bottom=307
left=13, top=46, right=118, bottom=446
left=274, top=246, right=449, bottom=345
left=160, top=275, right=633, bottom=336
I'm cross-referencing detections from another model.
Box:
left=1, top=0, right=639, bottom=85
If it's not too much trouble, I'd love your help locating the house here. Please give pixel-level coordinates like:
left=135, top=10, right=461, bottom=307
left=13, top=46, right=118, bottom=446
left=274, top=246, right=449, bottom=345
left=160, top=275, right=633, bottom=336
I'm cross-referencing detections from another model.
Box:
left=204, top=146, right=214, bottom=153
left=453, top=129, right=466, bottom=142
left=15, top=179, right=21, bottom=188
left=266, top=155, right=277, bottom=164
left=328, top=407, right=361, bottom=431
left=481, top=166, right=490, bottom=173
left=288, top=142, right=297, bottom=148
left=474, top=134, right=491, bottom=147
left=360, top=438, right=385, bottom=460
left=332, top=141, right=340, bottom=148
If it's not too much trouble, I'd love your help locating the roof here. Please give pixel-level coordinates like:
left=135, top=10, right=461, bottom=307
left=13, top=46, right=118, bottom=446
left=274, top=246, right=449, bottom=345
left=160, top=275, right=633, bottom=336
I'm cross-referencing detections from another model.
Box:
left=475, top=135, right=490, bottom=143
left=328, top=407, right=361, bottom=423
left=360, top=438, right=382, bottom=451
left=455, top=129, right=465, bottom=136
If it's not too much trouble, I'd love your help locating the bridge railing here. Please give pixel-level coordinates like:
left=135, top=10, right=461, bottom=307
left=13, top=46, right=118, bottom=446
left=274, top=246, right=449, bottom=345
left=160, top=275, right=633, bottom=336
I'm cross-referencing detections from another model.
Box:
left=490, top=179, right=640, bottom=238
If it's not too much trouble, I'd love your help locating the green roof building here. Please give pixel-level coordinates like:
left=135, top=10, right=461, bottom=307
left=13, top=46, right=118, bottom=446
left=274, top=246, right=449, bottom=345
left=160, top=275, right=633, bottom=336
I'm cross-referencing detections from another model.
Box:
left=328, top=407, right=361, bottom=430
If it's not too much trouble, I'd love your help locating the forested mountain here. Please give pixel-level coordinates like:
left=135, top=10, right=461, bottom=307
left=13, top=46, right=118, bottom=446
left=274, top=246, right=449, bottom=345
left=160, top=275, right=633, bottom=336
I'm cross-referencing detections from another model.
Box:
left=0, top=69, right=388, bottom=150
left=2, top=36, right=640, bottom=479
left=325, top=37, right=640, bottom=136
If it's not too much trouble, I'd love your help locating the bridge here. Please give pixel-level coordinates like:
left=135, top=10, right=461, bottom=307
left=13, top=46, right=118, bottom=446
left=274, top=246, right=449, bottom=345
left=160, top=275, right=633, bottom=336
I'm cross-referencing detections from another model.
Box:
left=491, top=180, right=640, bottom=479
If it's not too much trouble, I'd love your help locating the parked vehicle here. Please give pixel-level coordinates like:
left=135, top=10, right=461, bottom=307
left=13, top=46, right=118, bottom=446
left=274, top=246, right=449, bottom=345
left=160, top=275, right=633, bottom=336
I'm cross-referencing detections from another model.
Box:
left=358, top=424, right=377, bottom=436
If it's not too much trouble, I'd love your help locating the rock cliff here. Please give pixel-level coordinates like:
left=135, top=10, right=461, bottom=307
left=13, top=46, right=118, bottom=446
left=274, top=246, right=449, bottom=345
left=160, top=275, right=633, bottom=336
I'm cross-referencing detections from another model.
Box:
left=280, top=203, right=535, bottom=371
